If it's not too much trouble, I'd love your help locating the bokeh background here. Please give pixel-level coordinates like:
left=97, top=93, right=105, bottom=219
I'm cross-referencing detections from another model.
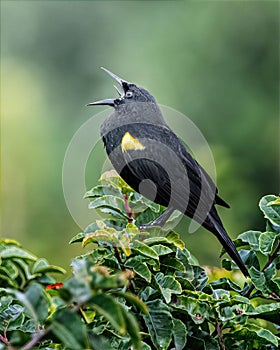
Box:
left=2, top=1, right=279, bottom=271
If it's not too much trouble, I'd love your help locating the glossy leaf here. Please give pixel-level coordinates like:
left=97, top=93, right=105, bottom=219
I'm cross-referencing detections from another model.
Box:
left=0, top=246, right=37, bottom=261
left=238, top=231, right=261, bottom=251
left=259, top=195, right=280, bottom=226
left=52, top=309, right=88, bottom=349
left=143, top=299, right=173, bottom=350
left=31, top=258, right=66, bottom=275
left=89, top=195, right=128, bottom=219
left=230, top=324, right=278, bottom=347
left=172, top=318, right=187, bottom=350
left=125, top=256, right=151, bottom=282
left=259, top=231, right=280, bottom=255
left=176, top=295, right=209, bottom=324
left=155, top=273, right=182, bottom=303
left=84, top=185, right=123, bottom=199
left=133, top=240, right=159, bottom=259
left=151, top=244, right=173, bottom=256
left=114, top=291, right=149, bottom=314
left=160, top=256, right=185, bottom=272
left=91, top=293, right=126, bottom=334
left=165, top=231, right=185, bottom=249
left=120, top=305, right=142, bottom=350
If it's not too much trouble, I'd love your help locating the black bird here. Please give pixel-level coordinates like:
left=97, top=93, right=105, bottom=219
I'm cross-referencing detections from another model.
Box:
left=88, top=68, right=249, bottom=277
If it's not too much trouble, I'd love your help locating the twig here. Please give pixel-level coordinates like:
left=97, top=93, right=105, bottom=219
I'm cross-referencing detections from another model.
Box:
left=22, top=299, right=88, bottom=350
left=215, top=317, right=226, bottom=350
left=0, top=333, right=8, bottom=345
left=22, top=329, right=50, bottom=350
left=123, top=194, right=133, bottom=223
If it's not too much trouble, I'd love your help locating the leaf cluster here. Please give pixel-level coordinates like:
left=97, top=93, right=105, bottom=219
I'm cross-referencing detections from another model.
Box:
left=1, top=172, right=279, bottom=349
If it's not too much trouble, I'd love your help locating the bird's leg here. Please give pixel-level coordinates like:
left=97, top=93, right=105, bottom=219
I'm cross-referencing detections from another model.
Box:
left=139, top=207, right=174, bottom=230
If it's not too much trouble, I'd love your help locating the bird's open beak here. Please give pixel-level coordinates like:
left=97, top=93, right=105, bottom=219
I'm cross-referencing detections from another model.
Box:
left=87, top=67, right=129, bottom=107
left=87, top=98, right=115, bottom=107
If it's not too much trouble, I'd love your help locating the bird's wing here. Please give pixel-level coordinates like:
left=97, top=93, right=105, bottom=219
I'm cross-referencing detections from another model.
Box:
left=120, top=125, right=221, bottom=222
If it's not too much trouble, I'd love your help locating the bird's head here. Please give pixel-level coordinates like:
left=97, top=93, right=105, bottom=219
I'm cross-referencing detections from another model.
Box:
left=87, top=68, right=156, bottom=108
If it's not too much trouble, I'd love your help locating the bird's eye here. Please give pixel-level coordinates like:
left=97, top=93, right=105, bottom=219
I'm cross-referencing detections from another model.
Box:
left=125, top=91, right=133, bottom=98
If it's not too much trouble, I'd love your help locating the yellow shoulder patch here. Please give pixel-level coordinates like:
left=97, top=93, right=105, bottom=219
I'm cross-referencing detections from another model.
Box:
left=121, top=132, right=145, bottom=152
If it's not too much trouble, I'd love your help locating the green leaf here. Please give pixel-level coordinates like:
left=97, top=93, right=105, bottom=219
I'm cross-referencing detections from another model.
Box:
left=249, top=266, right=279, bottom=296
left=249, top=266, right=267, bottom=292
left=141, top=342, right=152, bottom=350
left=136, top=209, right=162, bottom=227
left=219, top=303, right=254, bottom=322
left=162, top=210, right=183, bottom=231
left=130, top=192, right=160, bottom=214
left=7, top=283, right=49, bottom=326
left=52, top=309, right=87, bottom=349
left=210, top=278, right=242, bottom=292
left=160, top=256, right=185, bottom=272
left=1, top=260, right=19, bottom=280
left=172, top=318, right=187, bottom=350
left=133, top=240, right=159, bottom=259
left=89, top=195, right=128, bottom=219
left=69, top=232, right=86, bottom=244
left=155, top=273, right=182, bottom=303
left=192, top=266, right=208, bottom=290
left=176, top=296, right=209, bottom=324
left=151, top=244, right=173, bottom=256
left=6, top=311, right=25, bottom=332
left=267, top=198, right=280, bottom=206
left=166, top=231, right=185, bottom=249
left=140, top=286, right=158, bottom=302
left=0, top=300, right=24, bottom=331
left=176, top=247, right=199, bottom=267
left=238, top=231, right=261, bottom=251
left=247, top=302, right=280, bottom=325
left=24, top=283, right=49, bottom=323
left=82, top=225, right=119, bottom=247
left=239, top=250, right=260, bottom=270
left=0, top=239, right=21, bottom=247
left=70, top=220, right=125, bottom=244
left=126, top=223, right=140, bottom=235
left=125, top=257, right=152, bottom=282
left=113, top=291, right=148, bottom=314
left=0, top=246, right=37, bottom=261
left=120, top=305, right=142, bottom=350
left=259, top=231, right=280, bottom=255
left=143, top=299, right=173, bottom=350
left=188, top=330, right=219, bottom=350
left=84, top=185, right=123, bottom=199
left=222, top=259, right=232, bottom=271
left=143, top=236, right=170, bottom=246
left=230, top=324, right=278, bottom=347
left=31, top=258, right=66, bottom=274
left=91, top=293, right=126, bottom=334
left=259, top=195, right=280, bottom=226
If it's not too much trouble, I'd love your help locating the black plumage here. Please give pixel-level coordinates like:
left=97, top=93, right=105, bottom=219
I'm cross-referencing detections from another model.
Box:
left=88, top=68, right=248, bottom=277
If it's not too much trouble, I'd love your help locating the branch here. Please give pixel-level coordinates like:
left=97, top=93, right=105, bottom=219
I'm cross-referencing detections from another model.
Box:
left=0, top=333, right=8, bottom=345
left=215, top=317, right=226, bottom=350
left=123, top=194, right=133, bottom=223
left=22, top=329, right=50, bottom=350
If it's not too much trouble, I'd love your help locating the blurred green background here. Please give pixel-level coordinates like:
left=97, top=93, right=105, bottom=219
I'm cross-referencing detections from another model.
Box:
left=1, top=1, right=279, bottom=270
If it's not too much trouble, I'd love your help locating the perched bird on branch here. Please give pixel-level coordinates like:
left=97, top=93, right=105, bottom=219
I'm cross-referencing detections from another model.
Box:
left=88, top=68, right=249, bottom=277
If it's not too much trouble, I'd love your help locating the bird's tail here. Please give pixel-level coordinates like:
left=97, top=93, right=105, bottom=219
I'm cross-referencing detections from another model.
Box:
left=204, top=211, right=249, bottom=277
